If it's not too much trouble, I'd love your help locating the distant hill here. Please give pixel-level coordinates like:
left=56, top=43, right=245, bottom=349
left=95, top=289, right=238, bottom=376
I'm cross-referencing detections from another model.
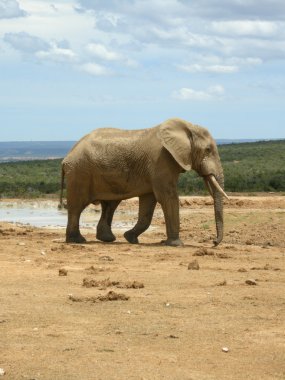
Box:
left=217, top=139, right=261, bottom=145
left=0, top=141, right=75, bottom=162
left=0, top=139, right=261, bottom=162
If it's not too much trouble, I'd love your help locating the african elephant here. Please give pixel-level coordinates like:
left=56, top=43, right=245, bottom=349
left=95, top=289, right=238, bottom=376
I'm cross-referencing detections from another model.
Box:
left=59, top=118, right=228, bottom=246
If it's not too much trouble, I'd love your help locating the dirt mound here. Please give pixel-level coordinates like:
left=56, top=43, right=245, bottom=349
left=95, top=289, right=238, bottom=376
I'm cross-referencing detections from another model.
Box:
left=82, top=277, right=144, bottom=289
left=69, top=291, right=129, bottom=303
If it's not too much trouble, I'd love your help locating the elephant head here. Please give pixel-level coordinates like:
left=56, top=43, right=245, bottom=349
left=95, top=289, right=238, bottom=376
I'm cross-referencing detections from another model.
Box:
left=158, top=118, right=228, bottom=246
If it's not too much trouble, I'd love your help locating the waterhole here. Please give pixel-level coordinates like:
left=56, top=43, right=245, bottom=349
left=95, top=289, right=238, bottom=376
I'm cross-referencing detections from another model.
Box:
left=0, top=200, right=138, bottom=229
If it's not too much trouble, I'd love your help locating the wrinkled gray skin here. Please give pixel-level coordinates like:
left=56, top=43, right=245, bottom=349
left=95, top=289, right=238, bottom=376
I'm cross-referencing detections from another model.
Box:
left=60, top=118, right=225, bottom=246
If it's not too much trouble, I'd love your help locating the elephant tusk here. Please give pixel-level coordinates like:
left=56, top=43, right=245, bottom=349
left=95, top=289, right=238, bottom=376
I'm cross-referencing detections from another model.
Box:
left=208, top=175, right=229, bottom=200
left=203, top=178, right=213, bottom=198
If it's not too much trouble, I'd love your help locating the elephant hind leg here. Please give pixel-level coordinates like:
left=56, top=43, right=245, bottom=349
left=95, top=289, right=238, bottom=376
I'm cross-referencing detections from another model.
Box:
left=65, top=176, right=90, bottom=243
left=66, top=205, right=87, bottom=243
left=96, top=200, right=120, bottom=242
left=124, top=193, right=156, bottom=244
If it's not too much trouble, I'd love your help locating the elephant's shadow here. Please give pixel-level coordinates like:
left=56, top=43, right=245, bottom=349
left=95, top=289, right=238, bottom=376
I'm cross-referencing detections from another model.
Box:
left=74, top=240, right=213, bottom=249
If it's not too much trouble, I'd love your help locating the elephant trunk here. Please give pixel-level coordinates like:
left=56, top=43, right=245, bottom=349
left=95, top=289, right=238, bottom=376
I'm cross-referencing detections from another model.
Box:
left=213, top=185, right=224, bottom=246
left=205, top=174, right=226, bottom=246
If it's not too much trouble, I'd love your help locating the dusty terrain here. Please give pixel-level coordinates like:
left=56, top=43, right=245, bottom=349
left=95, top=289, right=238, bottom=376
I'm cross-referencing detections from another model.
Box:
left=0, top=195, right=284, bottom=380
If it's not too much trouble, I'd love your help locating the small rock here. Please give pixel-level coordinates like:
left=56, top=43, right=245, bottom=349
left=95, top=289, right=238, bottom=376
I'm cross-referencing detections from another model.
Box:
left=216, top=253, right=230, bottom=259
left=245, top=279, right=257, bottom=286
left=123, top=281, right=144, bottom=289
left=188, top=260, right=200, bottom=270
left=59, top=268, right=68, bottom=276
left=238, top=268, right=247, bottom=272
left=193, top=247, right=214, bottom=256
left=217, top=280, right=227, bottom=286
left=85, top=265, right=98, bottom=273
left=99, top=255, right=114, bottom=261
left=222, top=347, right=229, bottom=353
left=0, top=368, right=5, bottom=376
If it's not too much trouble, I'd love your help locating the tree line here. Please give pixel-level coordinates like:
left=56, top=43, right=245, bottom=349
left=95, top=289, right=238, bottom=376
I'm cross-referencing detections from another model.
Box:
left=0, top=140, right=284, bottom=198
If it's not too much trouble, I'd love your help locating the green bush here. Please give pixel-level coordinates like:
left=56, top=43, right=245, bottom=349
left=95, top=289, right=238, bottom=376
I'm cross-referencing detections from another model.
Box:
left=0, top=159, right=62, bottom=198
left=178, top=140, right=285, bottom=194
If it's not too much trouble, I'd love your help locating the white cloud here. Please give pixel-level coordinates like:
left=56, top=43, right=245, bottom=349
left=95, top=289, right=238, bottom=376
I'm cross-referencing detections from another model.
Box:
left=229, top=57, right=263, bottom=66
left=177, top=55, right=263, bottom=74
left=36, top=44, right=77, bottom=63
left=124, top=58, right=139, bottom=68
left=211, top=20, right=279, bottom=37
left=86, top=42, right=139, bottom=68
left=0, top=0, right=284, bottom=87
left=178, top=63, right=238, bottom=73
left=3, top=31, right=50, bottom=53
left=190, top=0, right=285, bottom=21
left=87, top=43, right=122, bottom=61
left=3, top=31, right=76, bottom=63
left=77, top=0, right=285, bottom=24
left=208, top=85, right=225, bottom=96
left=79, top=62, right=112, bottom=76
left=0, top=0, right=26, bottom=19
left=75, top=0, right=285, bottom=64
left=94, top=12, right=122, bottom=30
left=173, top=85, right=225, bottom=101
left=0, top=1, right=96, bottom=53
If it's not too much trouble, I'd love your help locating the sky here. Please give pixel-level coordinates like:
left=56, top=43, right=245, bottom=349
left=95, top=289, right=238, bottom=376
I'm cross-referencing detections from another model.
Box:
left=0, top=0, right=284, bottom=141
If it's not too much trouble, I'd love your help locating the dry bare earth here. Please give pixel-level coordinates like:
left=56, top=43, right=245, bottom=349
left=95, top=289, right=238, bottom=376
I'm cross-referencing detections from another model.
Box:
left=0, top=196, right=285, bottom=380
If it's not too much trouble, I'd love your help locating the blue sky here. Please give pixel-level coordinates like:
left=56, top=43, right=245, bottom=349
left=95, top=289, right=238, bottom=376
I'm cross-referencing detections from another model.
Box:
left=0, top=0, right=284, bottom=141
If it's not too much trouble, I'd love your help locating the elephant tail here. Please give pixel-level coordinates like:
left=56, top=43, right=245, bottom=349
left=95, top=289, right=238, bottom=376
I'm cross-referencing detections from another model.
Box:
left=58, top=165, right=66, bottom=210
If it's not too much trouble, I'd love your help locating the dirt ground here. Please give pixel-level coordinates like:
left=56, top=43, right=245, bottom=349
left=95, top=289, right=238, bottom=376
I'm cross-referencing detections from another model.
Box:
left=0, top=195, right=284, bottom=380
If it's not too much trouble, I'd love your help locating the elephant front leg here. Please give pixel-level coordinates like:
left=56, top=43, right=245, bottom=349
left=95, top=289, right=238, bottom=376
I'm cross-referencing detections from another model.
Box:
left=124, top=193, right=157, bottom=244
left=155, top=190, right=183, bottom=247
left=96, top=200, right=120, bottom=242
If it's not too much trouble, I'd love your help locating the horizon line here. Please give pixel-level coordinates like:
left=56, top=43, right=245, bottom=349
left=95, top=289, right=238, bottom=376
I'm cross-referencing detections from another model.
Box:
left=1, top=138, right=284, bottom=143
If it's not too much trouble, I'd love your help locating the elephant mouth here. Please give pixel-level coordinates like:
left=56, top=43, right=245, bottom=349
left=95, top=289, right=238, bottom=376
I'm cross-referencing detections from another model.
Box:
left=203, top=174, right=229, bottom=200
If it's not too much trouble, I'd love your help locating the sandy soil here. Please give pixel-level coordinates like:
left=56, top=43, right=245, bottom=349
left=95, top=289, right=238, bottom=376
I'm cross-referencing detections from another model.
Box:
left=0, top=195, right=284, bottom=380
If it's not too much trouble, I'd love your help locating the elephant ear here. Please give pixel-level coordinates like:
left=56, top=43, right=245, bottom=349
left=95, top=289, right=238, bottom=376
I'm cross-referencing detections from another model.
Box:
left=158, top=118, right=192, bottom=171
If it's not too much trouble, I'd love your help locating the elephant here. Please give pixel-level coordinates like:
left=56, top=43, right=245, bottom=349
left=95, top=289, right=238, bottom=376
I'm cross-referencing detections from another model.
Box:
left=59, top=118, right=228, bottom=246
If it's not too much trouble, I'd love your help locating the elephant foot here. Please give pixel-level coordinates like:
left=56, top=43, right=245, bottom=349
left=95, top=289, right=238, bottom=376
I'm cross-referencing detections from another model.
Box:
left=66, top=233, right=86, bottom=244
left=96, top=227, right=116, bottom=243
left=163, top=238, right=184, bottom=247
left=124, top=230, right=139, bottom=244
left=213, top=237, right=222, bottom=247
